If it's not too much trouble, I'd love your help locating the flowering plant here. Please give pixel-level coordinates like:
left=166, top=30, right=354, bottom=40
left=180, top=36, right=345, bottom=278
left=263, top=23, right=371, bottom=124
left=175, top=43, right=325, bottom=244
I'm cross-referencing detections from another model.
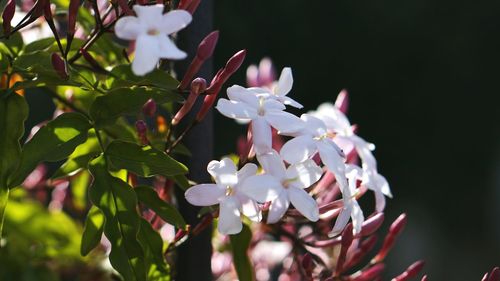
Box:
left=0, top=0, right=498, bottom=280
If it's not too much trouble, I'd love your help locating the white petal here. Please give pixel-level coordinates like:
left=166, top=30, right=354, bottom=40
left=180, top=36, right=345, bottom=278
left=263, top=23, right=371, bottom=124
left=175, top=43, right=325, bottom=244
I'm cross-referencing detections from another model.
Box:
left=275, top=67, right=293, bottom=96
left=280, top=135, right=317, bottom=164
left=184, top=184, right=225, bottom=206
left=314, top=103, right=352, bottom=134
left=351, top=201, right=365, bottom=234
left=132, top=35, right=161, bottom=76
left=216, top=99, right=257, bottom=120
left=237, top=194, right=262, bottom=222
left=237, top=163, right=258, bottom=182
left=281, top=96, right=303, bottom=109
left=161, top=9, right=192, bottom=34
left=158, top=36, right=187, bottom=59
left=374, top=189, right=386, bottom=212
left=227, top=85, right=261, bottom=108
left=264, top=111, right=304, bottom=135
left=263, top=98, right=286, bottom=111
left=301, top=114, right=328, bottom=137
left=351, top=135, right=377, bottom=172
left=256, top=150, right=286, bottom=179
left=115, top=16, right=144, bottom=40
left=286, top=160, right=323, bottom=189
left=218, top=196, right=243, bottom=235
left=316, top=139, right=348, bottom=192
left=239, top=174, right=283, bottom=203
left=207, top=158, right=238, bottom=187
left=134, top=4, right=164, bottom=27
left=251, top=117, right=272, bottom=154
left=267, top=191, right=290, bottom=223
left=288, top=187, right=319, bottom=222
left=329, top=204, right=352, bottom=237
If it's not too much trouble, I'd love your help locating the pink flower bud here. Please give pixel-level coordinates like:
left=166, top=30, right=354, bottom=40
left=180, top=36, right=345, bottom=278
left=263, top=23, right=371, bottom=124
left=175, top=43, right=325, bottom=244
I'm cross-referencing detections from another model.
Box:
left=173, top=78, right=206, bottom=125
left=179, top=31, right=219, bottom=90
left=115, top=0, right=133, bottom=16
left=135, top=120, right=148, bottom=145
left=344, top=235, right=378, bottom=271
left=177, top=0, right=192, bottom=10
left=80, top=48, right=105, bottom=71
left=142, top=98, right=157, bottom=117
left=186, top=0, right=201, bottom=14
left=205, top=49, right=246, bottom=96
left=67, top=0, right=79, bottom=37
left=2, top=0, right=16, bottom=35
left=301, top=253, right=313, bottom=278
left=197, top=31, right=219, bottom=61
left=392, top=260, right=425, bottom=281
left=336, top=223, right=354, bottom=275
left=350, top=264, right=385, bottom=281
left=488, top=267, right=500, bottom=281
left=51, top=53, right=68, bottom=79
left=257, top=57, right=276, bottom=87
left=421, top=275, right=428, bottom=281
left=335, top=89, right=349, bottom=114
left=360, top=212, right=385, bottom=236
left=373, top=213, right=407, bottom=262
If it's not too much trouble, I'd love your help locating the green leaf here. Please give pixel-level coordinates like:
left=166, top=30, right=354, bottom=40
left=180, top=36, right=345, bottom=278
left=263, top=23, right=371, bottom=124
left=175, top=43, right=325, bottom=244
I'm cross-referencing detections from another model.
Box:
left=106, top=141, right=188, bottom=177
left=135, top=186, right=186, bottom=229
left=229, top=224, right=254, bottom=281
left=23, top=37, right=56, bottom=54
left=80, top=205, right=105, bottom=256
left=171, top=175, right=190, bottom=191
left=0, top=31, right=24, bottom=56
left=137, top=219, right=170, bottom=281
left=89, top=87, right=182, bottom=127
left=52, top=130, right=100, bottom=179
left=8, top=112, right=92, bottom=188
left=107, top=65, right=179, bottom=90
left=0, top=92, right=27, bottom=239
left=0, top=93, right=28, bottom=189
left=88, top=155, right=146, bottom=281
left=70, top=169, right=91, bottom=211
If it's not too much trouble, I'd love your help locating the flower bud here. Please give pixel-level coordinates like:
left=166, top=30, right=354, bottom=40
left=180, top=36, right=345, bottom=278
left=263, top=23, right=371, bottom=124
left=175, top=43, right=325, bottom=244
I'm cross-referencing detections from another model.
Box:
left=336, top=223, right=354, bottom=275
left=257, top=57, right=275, bottom=87
left=373, top=213, right=407, bottom=262
left=360, top=212, right=385, bottom=236
left=135, top=120, right=148, bottom=145
left=421, top=275, right=428, bottom=281
left=391, top=260, right=425, bottom=281
left=350, top=264, right=385, bottom=281
left=51, top=53, right=68, bottom=79
left=205, top=49, right=246, bottom=96
left=335, top=89, right=349, bottom=114
left=186, top=0, right=201, bottom=14
left=67, top=0, right=79, bottom=37
left=178, top=31, right=219, bottom=90
left=80, top=48, right=105, bottom=71
left=344, top=235, right=378, bottom=271
left=191, top=214, right=213, bottom=236
left=246, top=64, right=258, bottom=87
left=142, top=98, right=157, bottom=117
left=2, top=0, right=16, bottom=35
left=173, top=78, right=206, bottom=125
left=301, top=253, right=313, bottom=278
left=488, top=267, right=500, bottom=281
left=177, top=0, right=191, bottom=9
left=114, top=0, right=133, bottom=16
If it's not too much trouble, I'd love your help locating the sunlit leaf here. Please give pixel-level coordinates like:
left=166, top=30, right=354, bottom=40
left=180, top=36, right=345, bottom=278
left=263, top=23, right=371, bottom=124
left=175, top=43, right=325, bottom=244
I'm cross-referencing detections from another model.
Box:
left=107, top=65, right=179, bottom=90
left=88, top=155, right=147, bottom=281
left=106, top=140, right=188, bottom=177
left=80, top=205, right=105, bottom=256
left=135, top=185, right=186, bottom=229
left=137, top=219, right=170, bottom=281
left=8, top=112, right=92, bottom=188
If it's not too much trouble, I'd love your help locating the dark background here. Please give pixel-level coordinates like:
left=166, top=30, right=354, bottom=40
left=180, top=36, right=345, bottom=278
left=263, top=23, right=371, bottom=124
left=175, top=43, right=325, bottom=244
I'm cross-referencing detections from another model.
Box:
left=212, top=0, right=500, bottom=279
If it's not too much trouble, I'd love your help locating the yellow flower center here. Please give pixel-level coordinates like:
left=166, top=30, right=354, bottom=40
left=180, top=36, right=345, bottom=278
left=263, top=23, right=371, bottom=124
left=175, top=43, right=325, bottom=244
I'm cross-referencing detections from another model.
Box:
left=147, top=29, right=160, bottom=36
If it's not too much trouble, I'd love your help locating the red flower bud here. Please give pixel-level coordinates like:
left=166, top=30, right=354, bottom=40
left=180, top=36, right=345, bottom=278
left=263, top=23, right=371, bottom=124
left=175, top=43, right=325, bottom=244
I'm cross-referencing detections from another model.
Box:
left=350, top=264, right=385, bottom=281
left=173, top=78, right=206, bottom=125
left=344, top=235, right=378, bottom=271
left=336, top=223, right=354, bottom=275
left=67, top=0, right=79, bottom=37
left=135, top=120, right=148, bottom=145
left=301, top=253, right=313, bottom=278
left=360, top=212, right=385, bottom=236
left=205, top=49, right=246, bottom=96
left=421, top=275, right=428, bottom=281
left=373, top=213, right=407, bottom=263
left=392, top=260, right=425, bottom=281
left=191, top=214, right=213, bottom=236
left=488, top=267, right=500, bottom=281
left=51, top=53, right=68, bottom=79
left=186, top=0, right=201, bottom=14
left=177, top=0, right=191, bottom=10
left=2, top=0, right=16, bottom=35
left=178, top=31, right=219, bottom=90
left=114, top=0, right=133, bottom=16
left=80, top=48, right=105, bottom=71
left=142, top=98, right=157, bottom=117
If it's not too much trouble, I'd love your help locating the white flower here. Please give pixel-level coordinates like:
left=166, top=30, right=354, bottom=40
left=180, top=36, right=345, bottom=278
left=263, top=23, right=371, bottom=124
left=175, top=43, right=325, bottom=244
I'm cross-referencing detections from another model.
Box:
left=239, top=150, right=322, bottom=223
left=184, top=158, right=261, bottom=235
left=216, top=86, right=304, bottom=154
left=329, top=164, right=364, bottom=236
left=259, top=67, right=303, bottom=108
left=115, top=5, right=192, bottom=76
left=279, top=114, right=348, bottom=192
left=311, top=102, right=392, bottom=211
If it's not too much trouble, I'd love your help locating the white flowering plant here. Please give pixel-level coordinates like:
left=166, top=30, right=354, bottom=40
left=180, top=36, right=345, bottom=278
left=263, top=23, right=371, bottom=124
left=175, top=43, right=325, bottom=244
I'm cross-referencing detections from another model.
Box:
left=0, top=0, right=498, bottom=281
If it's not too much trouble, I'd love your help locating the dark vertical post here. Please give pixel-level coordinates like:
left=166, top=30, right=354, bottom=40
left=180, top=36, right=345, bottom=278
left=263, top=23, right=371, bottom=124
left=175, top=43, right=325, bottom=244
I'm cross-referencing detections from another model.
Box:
left=174, top=0, right=214, bottom=280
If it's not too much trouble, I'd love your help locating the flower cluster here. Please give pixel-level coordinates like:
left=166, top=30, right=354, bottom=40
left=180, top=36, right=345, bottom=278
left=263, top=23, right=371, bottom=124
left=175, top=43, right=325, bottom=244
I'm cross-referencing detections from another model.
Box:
left=184, top=60, right=392, bottom=236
